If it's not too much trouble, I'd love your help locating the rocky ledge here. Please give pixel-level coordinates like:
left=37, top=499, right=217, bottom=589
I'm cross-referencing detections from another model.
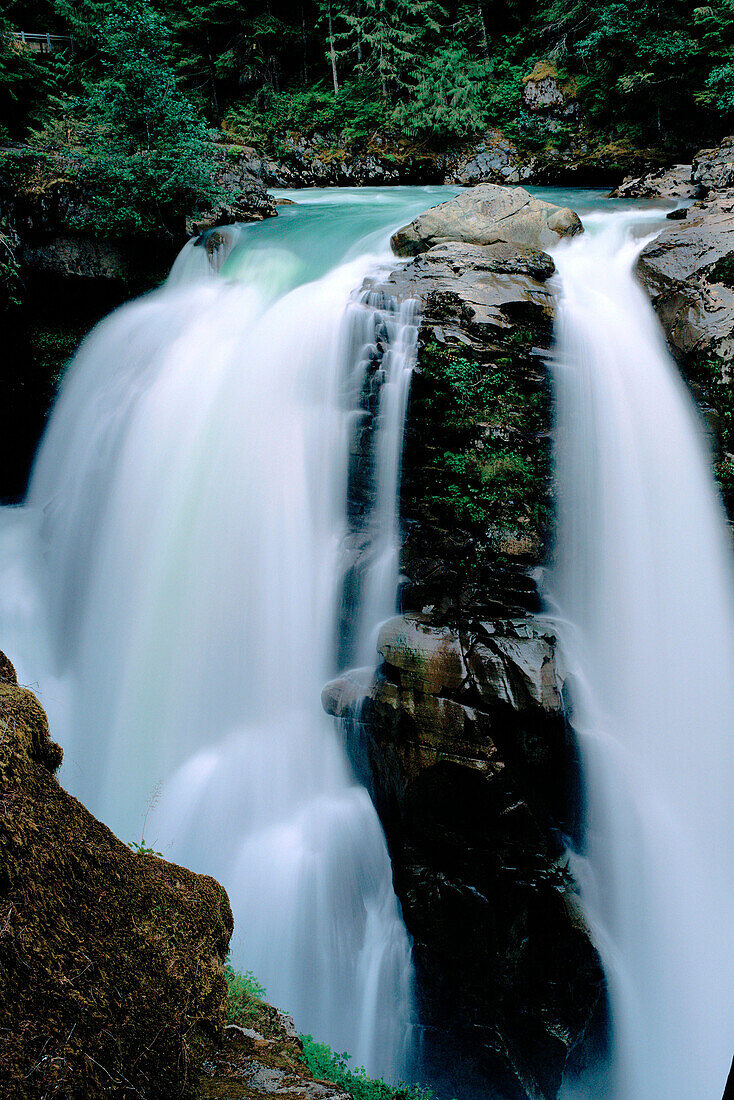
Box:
left=0, top=147, right=276, bottom=287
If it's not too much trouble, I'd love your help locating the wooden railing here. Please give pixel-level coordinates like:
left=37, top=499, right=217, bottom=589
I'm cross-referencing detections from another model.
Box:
left=11, top=31, right=74, bottom=54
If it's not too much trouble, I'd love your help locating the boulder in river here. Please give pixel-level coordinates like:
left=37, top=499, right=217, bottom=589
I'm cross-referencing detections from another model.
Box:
left=390, top=184, right=583, bottom=257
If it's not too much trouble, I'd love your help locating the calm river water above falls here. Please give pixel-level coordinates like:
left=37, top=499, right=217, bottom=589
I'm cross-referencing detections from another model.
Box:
left=0, top=186, right=731, bottom=1098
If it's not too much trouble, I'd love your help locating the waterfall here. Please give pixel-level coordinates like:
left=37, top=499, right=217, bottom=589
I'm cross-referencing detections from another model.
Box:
left=549, top=213, right=734, bottom=1099
left=0, top=188, right=464, bottom=1079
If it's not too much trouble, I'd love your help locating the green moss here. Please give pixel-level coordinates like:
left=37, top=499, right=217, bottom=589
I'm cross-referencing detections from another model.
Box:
left=408, top=341, right=551, bottom=538
left=707, top=253, right=734, bottom=287
left=0, top=669, right=234, bottom=1099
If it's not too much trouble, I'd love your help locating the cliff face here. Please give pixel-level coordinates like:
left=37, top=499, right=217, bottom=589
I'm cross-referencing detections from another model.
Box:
left=327, top=191, right=604, bottom=1099
left=0, top=651, right=234, bottom=1099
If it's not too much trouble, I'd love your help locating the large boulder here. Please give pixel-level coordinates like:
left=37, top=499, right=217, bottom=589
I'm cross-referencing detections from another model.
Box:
left=692, top=136, right=734, bottom=193
left=390, top=184, right=583, bottom=257
left=0, top=652, right=234, bottom=1099
left=379, top=239, right=554, bottom=334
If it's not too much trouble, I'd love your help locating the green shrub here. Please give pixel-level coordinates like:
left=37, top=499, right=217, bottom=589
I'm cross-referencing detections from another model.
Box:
left=300, top=1035, right=438, bottom=1100
left=224, top=963, right=268, bottom=1027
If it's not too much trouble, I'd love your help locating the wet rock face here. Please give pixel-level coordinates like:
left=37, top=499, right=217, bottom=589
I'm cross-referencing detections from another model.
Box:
left=0, top=652, right=234, bottom=1100
left=369, top=233, right=558, bottom=619
left=693, top=136, right=734, bottom=193
left=390, top=185, right=583, bottom=258
left=637, top=182, right=734, bottom=513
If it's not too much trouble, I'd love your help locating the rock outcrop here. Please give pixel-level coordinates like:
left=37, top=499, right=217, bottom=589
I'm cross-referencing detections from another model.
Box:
left=337, top=193, right=603, bottom=1098
left=329, top=614, right=601, bottom=1099
left=522, top=61, right=578, bottom=119
left=186, top=147, right=277, bottom=234
left=0, top=651, right=234, bottom=1099
left=611, top=163, right=699, bottom=200
left=637, top=188, right=734, bottom=367
left=444, top=130, right=536, bottom=186
left=0, top=650, right=358, bottom=1100
left=390, top=185, right=583, bottom=258
left=200, top=1008, right=350, bottom=1100
left=637, top=168, right=734, bottom=513
left=692, top=136, right=734, bottom=193
left=227, top=134, right=438, bottom=187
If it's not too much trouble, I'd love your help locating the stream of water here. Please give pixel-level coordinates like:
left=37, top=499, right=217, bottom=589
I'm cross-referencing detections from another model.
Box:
left=0, top=185, right=732, bottom=1096
left=549, top=210, right=734, bottom=1099
left=0, top=185, right=461, bottom=1080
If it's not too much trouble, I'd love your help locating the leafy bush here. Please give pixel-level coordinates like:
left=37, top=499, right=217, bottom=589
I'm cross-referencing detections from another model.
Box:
left=224, top=963, right=268, bottom=1027
left=300, top=1035, right=437, bottom=1100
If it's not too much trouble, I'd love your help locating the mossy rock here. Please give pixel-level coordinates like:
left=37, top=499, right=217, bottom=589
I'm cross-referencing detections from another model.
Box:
left=0, top=653, right=234, bottom=1099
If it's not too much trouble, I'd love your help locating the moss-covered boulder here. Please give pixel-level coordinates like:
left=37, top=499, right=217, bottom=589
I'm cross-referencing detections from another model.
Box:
left=0, top=652, right=234, bottom=1099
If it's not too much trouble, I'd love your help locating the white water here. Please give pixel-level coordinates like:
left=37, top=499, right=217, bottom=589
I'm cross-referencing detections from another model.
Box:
left=0, top=187, right=460, bottom=1079
left=550, top=212, right=734, bottom=1099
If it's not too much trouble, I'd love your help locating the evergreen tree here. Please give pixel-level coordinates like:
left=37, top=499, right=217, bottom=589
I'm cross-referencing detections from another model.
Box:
left=79, top=0, right=220, bottom=235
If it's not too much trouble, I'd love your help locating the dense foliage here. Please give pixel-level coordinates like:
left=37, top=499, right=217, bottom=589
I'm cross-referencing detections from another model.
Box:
left=1, top=0, right=733, bottom=158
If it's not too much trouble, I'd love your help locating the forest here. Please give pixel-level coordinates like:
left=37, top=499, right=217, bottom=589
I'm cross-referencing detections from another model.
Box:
left=1, top=0, right=734, bottom=234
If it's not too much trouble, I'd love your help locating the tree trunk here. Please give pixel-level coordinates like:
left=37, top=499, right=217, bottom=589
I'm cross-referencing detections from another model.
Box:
left=477, top=0, right=489, bottom=60
left=301, top=1, right=308, bottom=83
left=357, top=0, right=363, bottom=64
left=327, top=3, right=339, bottom=95
left=205, top=28, right=220, bottom=121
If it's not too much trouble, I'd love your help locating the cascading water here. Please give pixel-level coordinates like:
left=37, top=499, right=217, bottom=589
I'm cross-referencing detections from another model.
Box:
left=0, top=186, right=459, bottom=1081
left=549, top=211, right=734, bottom=1099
